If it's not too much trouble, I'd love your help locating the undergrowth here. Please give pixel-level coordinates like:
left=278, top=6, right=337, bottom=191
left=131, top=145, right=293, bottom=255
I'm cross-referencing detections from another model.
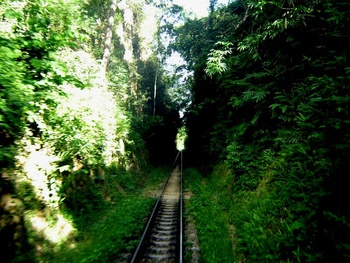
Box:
left=184, top=167, right=234, bottom=262
left=48, top=196, right=154, bottom=263
left=184, top=156, right=350, bottom=263
left=21, top=166, right=170, bottom=263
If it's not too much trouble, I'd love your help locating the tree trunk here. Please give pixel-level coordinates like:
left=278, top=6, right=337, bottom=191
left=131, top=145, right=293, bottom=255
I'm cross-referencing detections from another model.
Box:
left=101, top=0, right=117, bottom=74
left=153, top=68, right=158, bottom=116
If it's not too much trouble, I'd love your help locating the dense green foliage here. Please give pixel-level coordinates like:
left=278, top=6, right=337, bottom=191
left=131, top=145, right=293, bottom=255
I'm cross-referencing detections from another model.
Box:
left=175, top=0, right=350, bottom=262
left=0, top=0, right=179, bottom=262
left=2, top=0, right=349, bottom=261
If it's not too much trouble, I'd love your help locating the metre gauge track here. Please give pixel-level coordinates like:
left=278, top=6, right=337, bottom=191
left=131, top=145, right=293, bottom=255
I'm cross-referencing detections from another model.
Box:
left=130, top=151, right=184, bottom=263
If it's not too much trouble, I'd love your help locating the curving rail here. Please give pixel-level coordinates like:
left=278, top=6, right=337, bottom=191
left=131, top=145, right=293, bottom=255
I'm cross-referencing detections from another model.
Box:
left=129, top=151, right=183, bottom=263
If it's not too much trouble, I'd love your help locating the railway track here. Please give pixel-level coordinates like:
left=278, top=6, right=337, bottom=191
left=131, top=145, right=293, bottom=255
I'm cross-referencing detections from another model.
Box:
left=129, top=151, right=183, bottom=263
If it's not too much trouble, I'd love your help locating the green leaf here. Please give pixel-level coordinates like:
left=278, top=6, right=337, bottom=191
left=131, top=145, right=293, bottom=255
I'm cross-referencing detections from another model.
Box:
left=270, top=103, right=281, bottom=110
left=0, top=46, right=22, bottom=59
left=4, top=9, right=22, bottom=19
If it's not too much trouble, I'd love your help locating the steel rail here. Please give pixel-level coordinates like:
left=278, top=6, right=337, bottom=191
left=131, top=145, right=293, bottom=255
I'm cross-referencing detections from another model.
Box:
left=179, top=150, right=183, bottom=263
left=130, top=151, right=181, bottom=263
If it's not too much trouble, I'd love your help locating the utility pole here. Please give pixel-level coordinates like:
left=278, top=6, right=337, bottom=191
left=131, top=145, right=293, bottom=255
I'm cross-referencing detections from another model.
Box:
left=153, top=68, right=158, bottom=117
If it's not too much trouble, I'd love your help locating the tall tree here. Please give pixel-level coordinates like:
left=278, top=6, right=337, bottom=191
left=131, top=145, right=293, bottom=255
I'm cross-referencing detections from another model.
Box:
left=101, top=0, right=117, bottom=74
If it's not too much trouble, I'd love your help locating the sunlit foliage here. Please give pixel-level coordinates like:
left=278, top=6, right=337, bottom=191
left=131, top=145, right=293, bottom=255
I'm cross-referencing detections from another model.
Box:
left=1, top=0, right=181, bottom=261
left=176, top=126, right=187, bottom=151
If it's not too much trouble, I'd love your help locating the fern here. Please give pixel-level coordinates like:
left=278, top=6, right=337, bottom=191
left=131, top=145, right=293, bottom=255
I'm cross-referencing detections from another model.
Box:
left=205, top=41, right=233, bottom=77
left=243, top=89, right=270, bottom=102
